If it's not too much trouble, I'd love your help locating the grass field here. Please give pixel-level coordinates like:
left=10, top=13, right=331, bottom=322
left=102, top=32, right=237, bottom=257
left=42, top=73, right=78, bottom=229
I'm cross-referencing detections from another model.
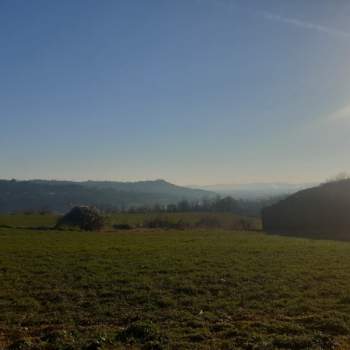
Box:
left=1, top=219, right=350, bottom=349
left=0, top=212, right=261, bottom=231
left=0, top=214, right=58, bottom=228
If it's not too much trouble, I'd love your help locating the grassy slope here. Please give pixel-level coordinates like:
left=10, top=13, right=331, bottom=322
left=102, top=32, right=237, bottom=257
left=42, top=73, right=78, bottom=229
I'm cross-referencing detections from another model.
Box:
left=1, top=228, right=350, bottom=349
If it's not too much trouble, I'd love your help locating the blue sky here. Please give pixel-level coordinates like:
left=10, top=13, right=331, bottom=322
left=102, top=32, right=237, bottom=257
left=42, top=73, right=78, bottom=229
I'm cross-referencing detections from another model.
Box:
left=1, top=0, right=350, bottom=185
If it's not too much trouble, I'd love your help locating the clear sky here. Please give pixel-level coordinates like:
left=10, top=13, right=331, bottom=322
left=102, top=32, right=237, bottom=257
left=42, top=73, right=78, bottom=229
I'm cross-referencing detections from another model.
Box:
left=1, top=0, right=350, bottom=185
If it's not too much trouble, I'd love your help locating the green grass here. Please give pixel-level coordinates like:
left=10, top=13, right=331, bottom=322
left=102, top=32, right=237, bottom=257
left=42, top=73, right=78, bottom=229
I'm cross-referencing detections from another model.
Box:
left=0, top=212, right=261, bottom=231
left=0, top=212, right=261, bottom=229
left=1, top=226, right=350, bottom=349
left=0, top=214, right=58, bottom=228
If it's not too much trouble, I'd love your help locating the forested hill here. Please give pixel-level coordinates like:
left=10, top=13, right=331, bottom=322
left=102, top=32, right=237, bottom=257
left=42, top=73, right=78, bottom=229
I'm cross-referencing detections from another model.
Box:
left=0, top=179, right=215, bottom=213
left=262, top=179, right=350, bottom=240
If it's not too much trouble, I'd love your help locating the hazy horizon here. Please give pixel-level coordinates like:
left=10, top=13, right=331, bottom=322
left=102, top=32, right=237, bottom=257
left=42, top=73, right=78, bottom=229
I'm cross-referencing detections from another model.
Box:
left=0, top=176, right=320, bottom=188
left=1, top=0, right=350, bottom=185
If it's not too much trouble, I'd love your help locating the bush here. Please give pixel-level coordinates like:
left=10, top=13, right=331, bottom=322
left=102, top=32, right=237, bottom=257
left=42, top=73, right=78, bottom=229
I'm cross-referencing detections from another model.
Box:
left=143, top=217, right=187, bottom=230
left=113, top=223, right=133, bottom=230
left=56, top=206, right=104, bottom=231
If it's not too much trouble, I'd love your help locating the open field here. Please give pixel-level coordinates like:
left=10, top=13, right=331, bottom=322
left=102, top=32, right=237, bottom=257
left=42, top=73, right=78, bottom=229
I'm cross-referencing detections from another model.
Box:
left=0, top=212, right=261, bottom=231
left=1, top=224, right=350, bottom=349
left=0, top=214, right=58, bottom=228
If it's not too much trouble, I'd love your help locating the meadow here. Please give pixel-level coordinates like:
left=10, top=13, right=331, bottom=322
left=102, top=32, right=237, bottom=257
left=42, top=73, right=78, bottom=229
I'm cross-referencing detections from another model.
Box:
left=1, top=215, right=350, bottom=349
left=0, top=212, right=261, bottom=231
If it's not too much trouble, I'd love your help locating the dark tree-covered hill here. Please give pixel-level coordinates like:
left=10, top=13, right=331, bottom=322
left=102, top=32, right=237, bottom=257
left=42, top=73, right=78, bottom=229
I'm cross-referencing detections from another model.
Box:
left=262, top=179, right=350, bottom=240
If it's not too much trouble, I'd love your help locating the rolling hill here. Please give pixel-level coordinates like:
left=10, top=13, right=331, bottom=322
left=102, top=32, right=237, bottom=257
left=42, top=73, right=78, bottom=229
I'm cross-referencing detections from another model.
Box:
left=0, top=179, right=215, bottom=213
left=262, top=179, right=350, bottom=240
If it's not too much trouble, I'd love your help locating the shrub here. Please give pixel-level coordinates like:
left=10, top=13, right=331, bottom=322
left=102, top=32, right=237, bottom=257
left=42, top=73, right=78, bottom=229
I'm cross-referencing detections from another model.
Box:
left=56, top=206, right=104, bottom=231
left=143, top=217, right=187, bottom=230
left=113, top=223, right=133, bottom=230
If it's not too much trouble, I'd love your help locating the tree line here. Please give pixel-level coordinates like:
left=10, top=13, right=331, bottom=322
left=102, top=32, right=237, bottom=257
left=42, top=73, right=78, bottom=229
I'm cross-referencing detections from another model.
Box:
left=124, top=196, right=248, bottom=214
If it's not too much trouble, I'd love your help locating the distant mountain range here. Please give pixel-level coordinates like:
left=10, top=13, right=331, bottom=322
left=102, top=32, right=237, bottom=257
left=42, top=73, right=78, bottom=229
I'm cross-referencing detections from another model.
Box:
left=193, top=182, right=317, bottom=200
left=0, top=179, right=215, bottom=213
